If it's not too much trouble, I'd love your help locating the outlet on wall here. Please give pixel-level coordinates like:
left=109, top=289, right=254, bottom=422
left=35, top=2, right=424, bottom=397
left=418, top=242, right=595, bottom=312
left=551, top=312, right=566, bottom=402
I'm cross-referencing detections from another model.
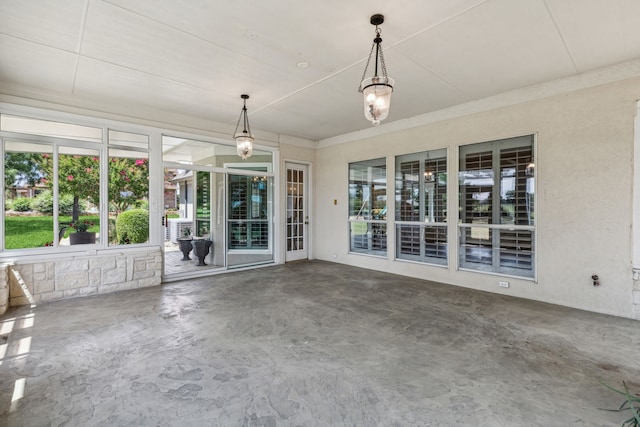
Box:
left=499, top=281, right=510, bottom=288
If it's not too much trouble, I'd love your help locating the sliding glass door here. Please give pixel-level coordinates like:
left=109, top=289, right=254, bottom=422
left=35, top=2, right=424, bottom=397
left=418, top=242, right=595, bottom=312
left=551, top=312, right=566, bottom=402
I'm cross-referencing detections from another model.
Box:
left=227, top=173, right=273, bottom=267
left=161, top=136, right=274, bottom=278
left=163, top=168, right=225, bottom=276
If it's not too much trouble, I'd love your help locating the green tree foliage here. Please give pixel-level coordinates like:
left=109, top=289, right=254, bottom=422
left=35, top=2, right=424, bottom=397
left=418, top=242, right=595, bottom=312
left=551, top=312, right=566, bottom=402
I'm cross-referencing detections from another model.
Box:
left=4, top=152, right=42, bottom=195
left=38, top=155, right=148, bottom=221
left=32, top=190, right=83, bottom=215
left=40, top=154, right=99, bottom=222
left=108, top=158, right=149, bottom=214
left=116, top=209, right=149, bottom=244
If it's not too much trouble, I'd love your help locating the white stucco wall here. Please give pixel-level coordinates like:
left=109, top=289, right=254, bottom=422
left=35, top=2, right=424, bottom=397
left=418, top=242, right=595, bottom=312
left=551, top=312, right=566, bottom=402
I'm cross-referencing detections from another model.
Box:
left=314, top=77, right=640, bottom=319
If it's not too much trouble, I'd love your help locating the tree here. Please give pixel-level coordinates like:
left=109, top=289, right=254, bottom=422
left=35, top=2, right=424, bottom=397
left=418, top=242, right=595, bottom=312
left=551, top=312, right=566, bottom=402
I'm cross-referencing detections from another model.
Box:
left=39, top=155, right=148, bottom=221
left=4, top=152, right=42, bottom=198
left=108, top=157, right=149, bottom=214
left=40, top=154, right=100, bottom=222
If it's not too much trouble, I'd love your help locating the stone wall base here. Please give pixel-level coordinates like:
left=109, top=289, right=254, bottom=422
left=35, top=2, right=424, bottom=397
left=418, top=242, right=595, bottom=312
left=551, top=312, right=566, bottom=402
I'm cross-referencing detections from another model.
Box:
left=0, top=263, right=9, bottom=315
left=633, top=269, right=640, bottom=320
left=5, top=248, right=162, bottom=307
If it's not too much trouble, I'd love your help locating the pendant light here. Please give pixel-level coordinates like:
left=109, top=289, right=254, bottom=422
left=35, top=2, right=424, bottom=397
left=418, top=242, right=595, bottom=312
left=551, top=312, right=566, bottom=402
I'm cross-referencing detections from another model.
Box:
left=233, top=94, right=254, bottom=160
left=358, top=14, right=394, bottom=126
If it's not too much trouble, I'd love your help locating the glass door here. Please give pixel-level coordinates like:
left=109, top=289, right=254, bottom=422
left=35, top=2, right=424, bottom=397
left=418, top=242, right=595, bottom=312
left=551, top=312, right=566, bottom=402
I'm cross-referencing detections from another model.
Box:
left=161, top=135, right=275, bottom=275
left=227, top=173, right=273, bottom=267
left=285, top=163, right=308, bottom=261
left=163, top=168, right=225, bottom=277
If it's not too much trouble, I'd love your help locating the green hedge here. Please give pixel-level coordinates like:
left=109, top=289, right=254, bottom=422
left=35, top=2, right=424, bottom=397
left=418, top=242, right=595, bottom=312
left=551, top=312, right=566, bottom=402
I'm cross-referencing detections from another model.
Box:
left=12, top=198, right=32, bottom=212
left=116, top=209, right=149, bottom=244
left=32, top=190, right=85, bottom=215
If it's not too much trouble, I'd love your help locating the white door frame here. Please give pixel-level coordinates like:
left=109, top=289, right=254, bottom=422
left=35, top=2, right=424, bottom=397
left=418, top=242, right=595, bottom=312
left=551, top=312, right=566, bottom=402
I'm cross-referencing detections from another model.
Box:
left=284, top=160, right=312, bottom=262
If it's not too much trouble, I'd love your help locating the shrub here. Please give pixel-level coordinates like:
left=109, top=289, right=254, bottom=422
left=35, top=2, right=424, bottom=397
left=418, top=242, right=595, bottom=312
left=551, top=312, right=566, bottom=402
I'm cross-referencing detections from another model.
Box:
left=13, top=198, right=32, bottom=212
left=31, top=191, right=53, bottom=213
left=33, top=191, right=53, bottom=214
left=32, top=191, right=86, bottom=215
left=135, top=199, right=149, bottom=210
left=5, top=199, right=12, bottom=211
left=116, top=209, right=149, bottom=244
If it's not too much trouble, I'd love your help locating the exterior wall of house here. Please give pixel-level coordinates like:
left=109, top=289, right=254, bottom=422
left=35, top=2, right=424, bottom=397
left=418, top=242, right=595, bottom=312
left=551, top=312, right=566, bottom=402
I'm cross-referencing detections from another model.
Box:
left=4, top=248, right=162, bottom=306
left=314, top=77, right=640, bottom=319
left=164, top=188, right=176, bottom=209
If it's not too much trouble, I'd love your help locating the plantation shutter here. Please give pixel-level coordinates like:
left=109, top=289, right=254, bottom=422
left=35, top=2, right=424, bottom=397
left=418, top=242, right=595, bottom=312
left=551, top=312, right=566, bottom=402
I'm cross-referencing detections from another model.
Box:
left=498, top=145, right=534, bottom=271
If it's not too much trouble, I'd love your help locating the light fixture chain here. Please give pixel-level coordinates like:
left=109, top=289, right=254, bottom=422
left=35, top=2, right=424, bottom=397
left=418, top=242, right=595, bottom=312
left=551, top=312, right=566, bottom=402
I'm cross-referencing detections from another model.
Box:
left=233, top=109, right=242, bottom=135
left=233, top=96, right=252, bottom=136
left=358, top=41, right=376, bottom=92
left=243, top=104, right=251, bottom=135
left=378, top=47, right=388, bottom=80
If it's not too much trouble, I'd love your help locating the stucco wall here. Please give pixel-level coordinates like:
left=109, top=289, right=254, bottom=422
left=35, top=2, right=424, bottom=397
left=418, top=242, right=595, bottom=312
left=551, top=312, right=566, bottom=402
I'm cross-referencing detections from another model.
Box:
left=314, top=77, right=640, bottom=319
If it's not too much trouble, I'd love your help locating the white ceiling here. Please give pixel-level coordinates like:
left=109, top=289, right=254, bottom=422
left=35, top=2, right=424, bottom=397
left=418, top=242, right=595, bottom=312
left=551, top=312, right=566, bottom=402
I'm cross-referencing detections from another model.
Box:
left=2, top=0, right=640, bottom=142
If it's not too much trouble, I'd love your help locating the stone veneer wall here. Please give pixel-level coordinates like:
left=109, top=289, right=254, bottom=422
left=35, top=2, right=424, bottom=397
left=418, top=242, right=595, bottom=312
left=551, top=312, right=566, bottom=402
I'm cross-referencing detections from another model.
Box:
left=6, top=248, right=162, bottom=306
left=0, top=263, right=9, bottom=315
left=634, top=270, right=640, bottom=320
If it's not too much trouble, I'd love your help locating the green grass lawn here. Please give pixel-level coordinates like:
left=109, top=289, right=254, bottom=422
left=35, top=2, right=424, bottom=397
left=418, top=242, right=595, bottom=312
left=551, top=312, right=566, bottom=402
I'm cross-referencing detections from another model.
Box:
left=5, top=215, right=100, bottom=249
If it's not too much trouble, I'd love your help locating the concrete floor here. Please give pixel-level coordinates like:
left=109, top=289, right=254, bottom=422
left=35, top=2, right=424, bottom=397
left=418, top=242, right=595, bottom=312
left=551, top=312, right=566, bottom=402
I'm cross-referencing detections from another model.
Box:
left=163, top=242, right=222, bottom=276
left=1, top=260, right=639, bottom=426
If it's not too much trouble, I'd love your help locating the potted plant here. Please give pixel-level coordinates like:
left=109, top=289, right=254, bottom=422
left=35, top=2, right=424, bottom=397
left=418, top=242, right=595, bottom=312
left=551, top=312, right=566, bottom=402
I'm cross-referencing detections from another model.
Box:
left=68, top=219, right=96, bottom=245
left=177, top=227, right=193, bottom=260
left=603, top=381, right=640, bottom=426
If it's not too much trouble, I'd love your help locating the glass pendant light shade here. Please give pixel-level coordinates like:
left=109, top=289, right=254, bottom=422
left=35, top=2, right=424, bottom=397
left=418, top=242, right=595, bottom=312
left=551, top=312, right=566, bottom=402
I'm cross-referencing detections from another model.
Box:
left=360, top=76, right=394, bottom=126
left=235, top=131, right=254, bottom=160
left=233, top=94, right=254, bottom=160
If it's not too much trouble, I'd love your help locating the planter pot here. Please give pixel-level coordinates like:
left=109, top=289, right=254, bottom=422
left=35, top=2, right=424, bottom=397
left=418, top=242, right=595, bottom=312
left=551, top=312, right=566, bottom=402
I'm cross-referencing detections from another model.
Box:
left=69, top=231, right=96, bottom=245
left=177, top=238, right=193, bottom=260
left=192, top=239, right=212, bottom=266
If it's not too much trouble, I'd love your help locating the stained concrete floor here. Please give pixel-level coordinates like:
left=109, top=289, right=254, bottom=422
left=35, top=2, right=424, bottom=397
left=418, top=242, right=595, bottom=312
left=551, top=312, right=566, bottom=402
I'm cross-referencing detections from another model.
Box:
left=1, top=260, right=639, bottom=426
left=163, top=242, right=222, bottom=276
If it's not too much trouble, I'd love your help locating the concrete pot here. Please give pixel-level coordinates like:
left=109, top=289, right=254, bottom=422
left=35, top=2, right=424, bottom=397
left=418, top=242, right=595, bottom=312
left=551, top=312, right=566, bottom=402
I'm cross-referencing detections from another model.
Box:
left=69, top=231, right=96, bottom=245
left=192, top=239, right=212, bottom=266
left=177, top=238, right=193, bottom=261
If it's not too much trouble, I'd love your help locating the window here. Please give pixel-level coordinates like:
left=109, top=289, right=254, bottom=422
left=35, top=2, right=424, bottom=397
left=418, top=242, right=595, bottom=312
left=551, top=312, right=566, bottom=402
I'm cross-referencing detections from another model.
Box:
left=4, top=141, right=56, bottom=250
left=395, top=149, right=447, bottom=265
left=57, top=146, right=101, bottom=244
left=1, top=115, right=150, bottom=252
left=458, top=135, right=535, bottom=278
left=228, top=174, right=271, bottom=250
left=107, top=130, right=149, bottom=245
left=1, top=114, right=102, bottom=142
left=3, top=138, right=103, bottom=250
left=348, top=158, right=387, bottom=256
